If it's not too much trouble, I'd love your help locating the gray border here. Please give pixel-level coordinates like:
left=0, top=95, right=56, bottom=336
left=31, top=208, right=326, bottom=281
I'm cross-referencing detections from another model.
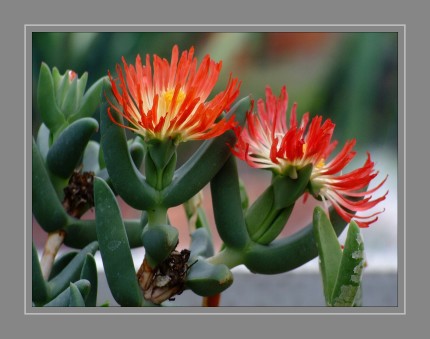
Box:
left=3, top=0, right=427, bottom=337
left=26, top=25, right=404, bottom=315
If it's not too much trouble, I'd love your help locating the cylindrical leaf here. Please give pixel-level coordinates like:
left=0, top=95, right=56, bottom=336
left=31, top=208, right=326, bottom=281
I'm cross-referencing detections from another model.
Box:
left=46, top=117, right=99, bottom=179
left=37, top=62, right=66, bottom=132
left=68, top=282, right=86, bottom=307
left=141, top=224, right=179, bottom=268
left=185, top=259, right=233, bottom=296
left=36, top=123, right=51, bottom=161
left=272, top=164, right=312, bottom=209
left=313, top=206, right=343, bottom=305
left=47, top=241, right=98, bottom=299
left=44, top=279, right=90, bottom=307
left=210, top=156, right=249, bottom=249
left=330, top=221, right=365, bottom=306
left=49, top=251, right=78, bottom=280
left=32, top=242, right=49, bottom=305
left=190, top=228, right=214, bottom=258
left=162, top=97, right=250, bottom=207
left=254, top=204, right=294, bottom=245
left=244, top=207, right=349, bottom=274
left=80, top=254, right=98, bottom=307
left=70, top=77, right=105, bottom=122
left=94, top=177, right=142, bottom=306
left=32, top=138, right=70, bottom=232
left=64, top=218, right=145, bottom=249
left=100, top=80, right=157, bottom=210
left=82, top=140, right=100, bottom=173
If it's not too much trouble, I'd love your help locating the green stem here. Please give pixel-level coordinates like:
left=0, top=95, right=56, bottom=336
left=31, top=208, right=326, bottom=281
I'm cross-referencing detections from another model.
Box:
left=207, top=246, right=245, bottom=269
left=147, top=206, right=168, bottom=226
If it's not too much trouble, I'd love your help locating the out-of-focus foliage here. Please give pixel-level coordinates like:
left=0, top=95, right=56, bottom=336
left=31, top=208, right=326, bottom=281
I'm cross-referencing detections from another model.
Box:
left=33, top=31, right=397, bottom=155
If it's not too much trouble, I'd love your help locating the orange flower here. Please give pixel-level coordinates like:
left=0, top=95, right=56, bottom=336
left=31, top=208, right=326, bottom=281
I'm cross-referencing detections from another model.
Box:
left=107, top=45, right=240, bottom=143
left=233, top=85, right=388, bottom=228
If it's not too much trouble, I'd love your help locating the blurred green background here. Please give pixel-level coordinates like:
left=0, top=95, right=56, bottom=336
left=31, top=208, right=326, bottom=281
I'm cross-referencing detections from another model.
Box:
left=32, top=32, right=399, bottom=272
left=32, top=32, right=398, bottom=151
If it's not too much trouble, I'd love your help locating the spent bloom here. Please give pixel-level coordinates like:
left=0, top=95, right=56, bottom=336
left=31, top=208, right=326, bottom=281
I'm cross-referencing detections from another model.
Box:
left=232, top=85, right=388, bottom=228
left=107, top=45, right=240, bottom=143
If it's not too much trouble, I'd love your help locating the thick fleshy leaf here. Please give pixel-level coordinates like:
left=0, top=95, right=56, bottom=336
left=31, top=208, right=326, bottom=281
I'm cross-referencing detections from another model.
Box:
left=70, top=77, right=105, bottom=122
left=47, top=241, right=98, bottom=300
left=245, top=186, right=275, bottom=237
left=46, top=117, right=99, bottom=179
left=185, top=259, right=233, bottom=296
left=141, top=224, right=179, bottom=268
left=61, top=77, right=79, bottom=117
left=48, top=251, right=78, bottom=280
left=64, top=218, right=145, bottom=249
left=330, top=221, right=365, bottom=306
left=44, top=279, right=90, bottom=307
left=68, top=282, right=86, bottom=307
left=32, top=138, right=70, bottom=232
left=210, top=156, right=250, bottom=249
left=36, top=123, right=51, bottom=161
left=244, top=207, right=348, bottom=274
left=313, top=206, right=343, bottom=305
left=100, top=80, right=157, bottom=210
left=272, top=164, right=312, bottom=209
left=162, top=97, right=250, bottom=207
left=80, top=254, right=98, bottom=307
left=254, top=204, right=294, bottom=245
left=37, top=63, right=66, bottom=132
left=190, top=228, right=214, bottom=258
left=82, top=140, right=101, bottom=173
left=32, top=242, right=49, bottom=305
left=94, top=177, right=142, bottom=306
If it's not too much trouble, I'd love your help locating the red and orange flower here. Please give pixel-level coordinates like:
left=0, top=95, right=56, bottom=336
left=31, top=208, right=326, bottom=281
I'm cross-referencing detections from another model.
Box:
left=232, top=85, right=388, bottom=228
left=107, top=45, right=240, bottom=143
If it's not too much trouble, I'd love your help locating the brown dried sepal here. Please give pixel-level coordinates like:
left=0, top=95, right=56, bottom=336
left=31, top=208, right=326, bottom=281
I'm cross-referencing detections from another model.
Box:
left=62, top=168, right=95, bottom=218
left=136, top=249, right=196, bottom=304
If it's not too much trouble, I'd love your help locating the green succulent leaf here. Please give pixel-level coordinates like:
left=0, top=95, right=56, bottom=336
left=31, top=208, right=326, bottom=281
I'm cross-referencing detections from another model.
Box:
left=210, top=156, right=250, bottom=249
left=32, top=242, right=49, bottom=305
left=185, top=258, right=233, bottom=296
left=94, top=177, right=142, bottom=307
left=162, top=96, right=250, bottom=207
left=46, top=117, right=99, bottom=179
left=313, top=206, right=343, bottom=305
left=190, top=228, right=215, bottom=258
left=272, top=164, right=313, bottom=210
left=64, top=218, right=145, bottom=249
left=61, top=76, right=80, bottom=117
left=244, top=207, right=349, bottom=274
left=80, top=254, right=98, bottom=307
left=100, top=80, right=157, bottom=210
left=141, top=224, right=179, bottom=268
left=36, top=123, right=51, bottom=161
left=69, top=76, right=105, bottom=122
left=49, top=251, right=78, bottom=280
left=37, top=63, right=66, bottom=133
left=44, top=279, right=90, bottom=307
left=32, top=138, right=70, bottom=232
left=47, top=241, right=99, bottom=300
left=82, top=140, right=101, bottom=173
left=68, top=282, right=86, bottom=307
left=330, top=221, right=365, bottom=307
left=254, top=204, right=294, bottom=245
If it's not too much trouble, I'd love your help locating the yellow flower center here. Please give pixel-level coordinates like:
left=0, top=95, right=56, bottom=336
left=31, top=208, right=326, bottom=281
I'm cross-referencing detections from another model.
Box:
left=302, top=143, right=325, bottom=168
left=162, top=89, right=186, bottom=108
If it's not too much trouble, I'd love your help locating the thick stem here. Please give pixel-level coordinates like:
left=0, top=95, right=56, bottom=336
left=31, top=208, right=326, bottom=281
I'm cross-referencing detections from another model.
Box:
left=202, top=294, right=221, bottom=307
left=40, top=230, right=66, bottom=280
left=207, top=246, right=245, bottom=269
left=146, top=206, right=168, bottom=226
